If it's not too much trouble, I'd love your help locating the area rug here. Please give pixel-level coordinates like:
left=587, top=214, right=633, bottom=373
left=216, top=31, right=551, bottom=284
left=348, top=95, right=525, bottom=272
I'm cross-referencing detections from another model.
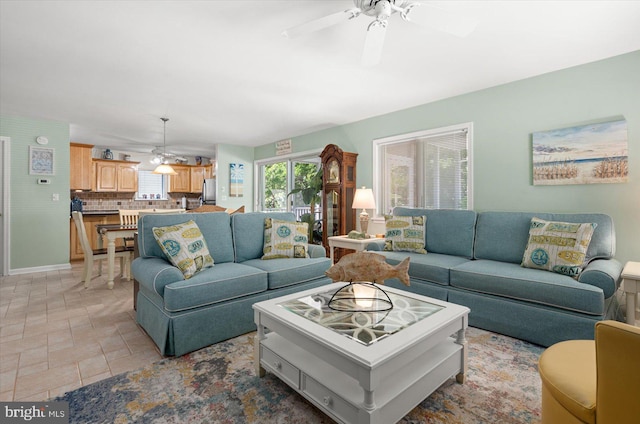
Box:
left=55, top=327, right=544, bottom=423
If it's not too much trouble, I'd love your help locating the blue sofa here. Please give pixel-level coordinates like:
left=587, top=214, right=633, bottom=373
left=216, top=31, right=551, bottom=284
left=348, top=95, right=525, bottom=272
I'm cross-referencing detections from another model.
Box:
left=368, top=207, right=623, bottom=347
left=131, top=211, right=332, bottom=356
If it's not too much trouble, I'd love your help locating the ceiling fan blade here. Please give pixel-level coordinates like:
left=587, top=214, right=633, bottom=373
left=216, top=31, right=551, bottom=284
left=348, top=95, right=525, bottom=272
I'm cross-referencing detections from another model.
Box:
left=361, top=20, right=388, bottom=66
left=282, top=8, right=361, bottom=38
left=403, top=3, right=478, bottom=38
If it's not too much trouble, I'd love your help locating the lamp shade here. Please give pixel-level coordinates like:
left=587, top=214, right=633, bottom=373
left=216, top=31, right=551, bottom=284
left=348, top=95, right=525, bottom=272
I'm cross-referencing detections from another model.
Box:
left=152, top=163, right=178, bottom=175
left=352, top=188, right=376, bottom=210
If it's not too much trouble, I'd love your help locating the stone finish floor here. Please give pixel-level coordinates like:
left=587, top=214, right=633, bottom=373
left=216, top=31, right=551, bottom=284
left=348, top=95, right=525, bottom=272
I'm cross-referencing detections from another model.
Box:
left=0, top=261, right=162, bottom=401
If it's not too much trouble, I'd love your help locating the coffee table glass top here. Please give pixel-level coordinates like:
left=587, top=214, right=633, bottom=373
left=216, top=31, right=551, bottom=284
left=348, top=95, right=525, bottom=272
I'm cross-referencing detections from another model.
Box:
left=278, top=284, right=444, bottom=346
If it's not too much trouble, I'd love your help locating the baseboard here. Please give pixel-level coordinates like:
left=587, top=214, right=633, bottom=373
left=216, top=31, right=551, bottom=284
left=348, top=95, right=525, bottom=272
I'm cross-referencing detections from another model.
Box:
left=9, top=262, right=72, bottom=275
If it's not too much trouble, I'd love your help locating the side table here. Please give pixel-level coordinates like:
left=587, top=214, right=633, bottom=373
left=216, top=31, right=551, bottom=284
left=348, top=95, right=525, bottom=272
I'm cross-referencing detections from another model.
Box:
left=327, top=235, right=376, bottom=264
left=622, top=261, right=640, bottom=325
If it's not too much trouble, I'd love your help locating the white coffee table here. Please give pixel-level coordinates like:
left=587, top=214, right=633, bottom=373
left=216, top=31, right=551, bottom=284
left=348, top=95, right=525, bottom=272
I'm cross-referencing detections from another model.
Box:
left=253, top=283, right=470, bottom=424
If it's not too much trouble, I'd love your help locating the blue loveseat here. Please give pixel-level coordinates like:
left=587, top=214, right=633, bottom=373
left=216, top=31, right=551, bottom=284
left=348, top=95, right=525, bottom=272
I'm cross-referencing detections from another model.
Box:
left=368, top=207, right=623, bottom=347
left=132, top=211, right=332, bottom=356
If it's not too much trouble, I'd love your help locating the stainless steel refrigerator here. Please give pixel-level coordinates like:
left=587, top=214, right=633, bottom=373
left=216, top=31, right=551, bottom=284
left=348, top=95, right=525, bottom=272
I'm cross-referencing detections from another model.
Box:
left=202, top=178, right=216, bottom=205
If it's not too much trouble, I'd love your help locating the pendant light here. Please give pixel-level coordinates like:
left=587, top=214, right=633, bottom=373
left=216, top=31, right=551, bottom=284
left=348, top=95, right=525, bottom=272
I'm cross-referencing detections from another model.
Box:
left=152, top=117, right=178, bottom=175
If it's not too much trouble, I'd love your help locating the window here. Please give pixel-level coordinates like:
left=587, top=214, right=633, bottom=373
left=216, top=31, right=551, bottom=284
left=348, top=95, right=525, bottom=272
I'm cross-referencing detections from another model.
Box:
left=373, top=123, right=472, bottom=214
left=255, top=151, right=322, bottom=216
left=137, top=170, right=167, bottom=200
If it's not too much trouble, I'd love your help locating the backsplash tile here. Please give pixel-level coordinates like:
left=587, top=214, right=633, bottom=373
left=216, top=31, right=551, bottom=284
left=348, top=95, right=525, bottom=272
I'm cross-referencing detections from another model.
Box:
left=70, top=192, right=202, bottom=211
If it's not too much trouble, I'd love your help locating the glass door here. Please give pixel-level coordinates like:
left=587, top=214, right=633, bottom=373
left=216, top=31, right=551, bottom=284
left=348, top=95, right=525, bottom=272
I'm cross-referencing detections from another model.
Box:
left=257, top=154, right=322, bottom=221
left=291, top=159, right=322, bottom=243
left=261, top=161, right=287, bottom=212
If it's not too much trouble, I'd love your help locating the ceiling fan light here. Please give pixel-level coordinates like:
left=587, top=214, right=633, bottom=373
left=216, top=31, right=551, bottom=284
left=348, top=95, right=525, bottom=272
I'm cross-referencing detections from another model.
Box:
left=152, top=163, right=178, bottom=175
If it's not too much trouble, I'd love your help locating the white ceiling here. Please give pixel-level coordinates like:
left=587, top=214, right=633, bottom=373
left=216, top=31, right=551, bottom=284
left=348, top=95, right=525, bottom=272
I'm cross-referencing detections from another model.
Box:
left=1, top=1, right=639, bottom=157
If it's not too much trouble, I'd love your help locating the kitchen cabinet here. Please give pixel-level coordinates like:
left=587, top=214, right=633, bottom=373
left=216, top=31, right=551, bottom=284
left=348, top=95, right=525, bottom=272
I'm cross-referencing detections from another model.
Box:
left=70, top=143, right=93, bottom=190
left=70, top=214, right=122, bottom=261
left=168, top=165, right=191, bottom=192
left=320, top=144, right=358, bottom=260
left=168, top=164, right=212, bottom=193
left=93, top=159, right=140, bottom=192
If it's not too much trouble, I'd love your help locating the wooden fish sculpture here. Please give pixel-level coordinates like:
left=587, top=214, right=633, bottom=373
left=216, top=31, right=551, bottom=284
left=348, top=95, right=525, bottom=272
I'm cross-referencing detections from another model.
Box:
left=325, top=251, right=410, bottom=286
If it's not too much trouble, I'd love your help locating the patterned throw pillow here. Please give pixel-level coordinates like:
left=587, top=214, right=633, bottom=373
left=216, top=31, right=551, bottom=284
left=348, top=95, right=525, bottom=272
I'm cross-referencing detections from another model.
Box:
left=262, top=218, right=309, bottom=259
left=383, top=215, right=427, bottom=254
left=521, top=217, right=596, bottom=278
left=152, top=220, right=214, bottom=279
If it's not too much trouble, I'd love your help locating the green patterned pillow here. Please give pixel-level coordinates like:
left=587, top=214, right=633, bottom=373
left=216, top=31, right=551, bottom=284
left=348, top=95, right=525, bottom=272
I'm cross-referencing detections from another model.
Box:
left=383, top=215, right=427, bottom=254
left=262, top=218, right=309, bottom=259
left=521, top=217, right=596, bottom=278
left=152, top=220, right=214, bottom=279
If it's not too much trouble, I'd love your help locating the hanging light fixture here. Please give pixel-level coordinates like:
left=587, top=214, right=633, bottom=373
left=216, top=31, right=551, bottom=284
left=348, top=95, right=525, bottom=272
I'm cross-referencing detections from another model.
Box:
left=152, top=117, right=178, bottom=175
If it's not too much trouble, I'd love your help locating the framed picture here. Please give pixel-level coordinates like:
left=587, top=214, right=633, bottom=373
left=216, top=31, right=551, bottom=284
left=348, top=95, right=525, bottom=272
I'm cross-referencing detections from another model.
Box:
left=532, top=119, right=628, bottom=185
left=229, top=163, right=244, bottom=197
left=29, top=146, right=55, bottom=175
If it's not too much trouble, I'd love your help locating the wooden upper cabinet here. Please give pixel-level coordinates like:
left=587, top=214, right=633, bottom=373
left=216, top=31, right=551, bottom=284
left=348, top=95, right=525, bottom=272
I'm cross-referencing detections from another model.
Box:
left=70, top=143, right=93, bottom=190
left=168, top=165, right=191, bottom=192
left=94, top=160, right=118, bottom=191
left=169, top=164, right=212, bottom=193
left=118, top=162, right=138, bottom=191
left=93, top=159, right=140, bottom=192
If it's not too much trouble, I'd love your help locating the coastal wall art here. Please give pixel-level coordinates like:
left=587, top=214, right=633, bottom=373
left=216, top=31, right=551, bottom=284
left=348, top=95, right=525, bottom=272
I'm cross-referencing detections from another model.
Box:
left=29, top=146, right=55, bottom=175
left=229, top=163, right=244, bottom=197
left=532, top=119, right=628, bottom=185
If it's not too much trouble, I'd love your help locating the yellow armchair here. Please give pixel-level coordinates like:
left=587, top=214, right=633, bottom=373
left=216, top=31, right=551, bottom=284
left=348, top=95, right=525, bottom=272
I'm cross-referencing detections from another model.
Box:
left=539, top=320, right=640, bottom=424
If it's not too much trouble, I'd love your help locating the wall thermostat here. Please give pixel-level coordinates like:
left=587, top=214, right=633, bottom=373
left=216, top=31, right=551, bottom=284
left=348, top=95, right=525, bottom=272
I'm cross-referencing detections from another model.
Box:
left=37, top=178, right=51, bottom=184
left=36, top=136, right=49, bottom=145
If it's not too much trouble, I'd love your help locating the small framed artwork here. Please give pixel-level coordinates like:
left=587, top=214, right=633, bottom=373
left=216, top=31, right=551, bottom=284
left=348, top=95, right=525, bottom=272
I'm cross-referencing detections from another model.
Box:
left=229, top=163, right=244, bottom=197
left=29, top=146, right=55, bottom=175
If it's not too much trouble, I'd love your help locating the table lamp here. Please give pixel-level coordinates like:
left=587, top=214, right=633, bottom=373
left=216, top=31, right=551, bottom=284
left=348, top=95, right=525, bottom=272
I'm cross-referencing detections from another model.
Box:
left=352, top=187, right=376, bottom=235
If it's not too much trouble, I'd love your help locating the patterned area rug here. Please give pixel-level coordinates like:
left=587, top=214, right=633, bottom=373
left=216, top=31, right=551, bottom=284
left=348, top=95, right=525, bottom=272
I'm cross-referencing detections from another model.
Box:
left=55, top=327, right=544, bottom=423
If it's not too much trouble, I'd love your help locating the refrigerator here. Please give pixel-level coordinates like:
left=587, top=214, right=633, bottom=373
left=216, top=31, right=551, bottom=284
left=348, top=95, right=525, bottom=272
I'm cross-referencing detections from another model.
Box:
left=202, top=178, right=216, bottom=205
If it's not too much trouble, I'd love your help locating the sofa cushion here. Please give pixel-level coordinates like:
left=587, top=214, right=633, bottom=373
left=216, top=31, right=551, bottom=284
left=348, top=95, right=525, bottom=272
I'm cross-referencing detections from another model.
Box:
left=240, top=257, right=332, bottom=289
left=521, top=217, right=596, bottom=278
left=161, top=262, right=268, bottom=312
left=138, top=212, right=235, bottom=264
left=474, top=212, right=615, bottom=264
left=232, top=212, right=299, bottom=262
left=392, top=207, right=477, bottom=259
left=383, top=215, right=427, bottom=254
left=374, top=251, right=470, bottom=286
left=262, top=218, right=309, bottom=259
left=152, top=220, right=214, bottom=279
left=450, top=259, right=605, bottom=315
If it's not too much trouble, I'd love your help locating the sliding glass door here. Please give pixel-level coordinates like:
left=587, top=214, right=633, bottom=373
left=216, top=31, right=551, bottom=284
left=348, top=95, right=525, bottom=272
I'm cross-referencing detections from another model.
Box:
left=257, top=154, right=322, bottom=227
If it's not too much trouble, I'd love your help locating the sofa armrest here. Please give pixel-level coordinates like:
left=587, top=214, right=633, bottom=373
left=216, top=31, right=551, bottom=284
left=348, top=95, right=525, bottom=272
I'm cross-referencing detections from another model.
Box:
left=578, top=258, right=623, bottom=298
left=131, top=257, right=185, bottom=297
left=365, top=239, right=385, bottom=251
left=308, top=243, right=327, bottom=258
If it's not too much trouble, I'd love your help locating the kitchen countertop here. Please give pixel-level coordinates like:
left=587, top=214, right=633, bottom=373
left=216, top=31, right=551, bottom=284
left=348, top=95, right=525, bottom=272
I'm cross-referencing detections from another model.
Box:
left=78, top=210, right=119, bottom=215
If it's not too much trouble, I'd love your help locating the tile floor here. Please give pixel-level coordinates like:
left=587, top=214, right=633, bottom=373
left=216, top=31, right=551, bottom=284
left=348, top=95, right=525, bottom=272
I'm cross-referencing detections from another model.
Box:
left=0, top=261, right=162, bottom=401
left=1, top=261, right=638, bottom=403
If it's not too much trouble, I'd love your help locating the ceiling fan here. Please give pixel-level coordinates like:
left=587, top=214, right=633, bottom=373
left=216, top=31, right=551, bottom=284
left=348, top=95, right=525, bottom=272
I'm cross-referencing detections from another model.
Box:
left=150, top=147, right=188, bottom=164
left=282, top=0, right=478, bottom=66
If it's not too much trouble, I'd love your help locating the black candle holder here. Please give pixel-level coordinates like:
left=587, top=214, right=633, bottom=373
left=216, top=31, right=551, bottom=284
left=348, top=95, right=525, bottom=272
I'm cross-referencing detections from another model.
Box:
left=327, top=281, right=393, bottom=312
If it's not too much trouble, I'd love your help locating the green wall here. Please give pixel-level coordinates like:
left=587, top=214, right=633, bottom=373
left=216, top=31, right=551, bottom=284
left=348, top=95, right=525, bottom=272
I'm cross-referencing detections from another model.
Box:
left=255, top=51, right=640, bottom=264
left=0, top=116, right=71, bottom=271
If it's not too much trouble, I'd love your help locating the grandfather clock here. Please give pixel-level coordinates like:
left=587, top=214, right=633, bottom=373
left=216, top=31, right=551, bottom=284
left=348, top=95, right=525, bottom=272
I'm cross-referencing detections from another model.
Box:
left=320, top=144, right=358, bottom=259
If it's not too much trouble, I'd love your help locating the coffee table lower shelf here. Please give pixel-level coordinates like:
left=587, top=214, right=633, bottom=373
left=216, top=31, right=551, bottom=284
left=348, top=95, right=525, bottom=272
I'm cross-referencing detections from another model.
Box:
left=258, top=333, right=463, bottom=424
